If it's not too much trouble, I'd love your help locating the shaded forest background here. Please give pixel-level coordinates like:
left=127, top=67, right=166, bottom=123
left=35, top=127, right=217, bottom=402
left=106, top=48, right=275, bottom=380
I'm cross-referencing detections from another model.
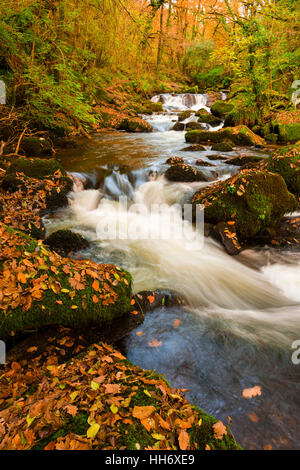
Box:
left=0, top=0, right=299, bottom=136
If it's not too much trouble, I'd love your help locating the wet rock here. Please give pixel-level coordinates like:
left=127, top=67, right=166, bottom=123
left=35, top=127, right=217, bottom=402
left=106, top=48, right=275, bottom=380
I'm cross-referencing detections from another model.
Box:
left=192, top=169, right=297, bottom=240
left=211, top=140, right=234, bottom=152
left=20, top=136, right=52, bottom=157
left=165, top=163, right=208, bottom=182
left=205, top=92, right=224, bottom=107
left=185, top=125, right=266, bottom=147
left=1, top=174, right=26, bottom=192
left=172, top=121, right=185, bottom=131
left=214, top=221, right=242, bottom=256
left=225, top=155, right=265, bottom=166
left=196, top=111, right=223, bottom=127
left=185, top=121, right=205, bottom=130
left=133, top=290, right=185, bottom=314
left=195, top=159, right=215, bottom=167
left=182, top=144, right=206, bottom=152
left=166, top=156, right=184, bottom=165
left=44, top=229, right=90, bottom=257
left=207, top=154, right=227, bottom=161
left=178, top=110, right=193, bottom=122
left=118, top=117, right=152, bottom=133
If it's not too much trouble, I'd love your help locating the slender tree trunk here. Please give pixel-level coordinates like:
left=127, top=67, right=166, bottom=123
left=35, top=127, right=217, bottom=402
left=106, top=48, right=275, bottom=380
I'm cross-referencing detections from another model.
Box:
left=156, top=5, right=164, bottom=75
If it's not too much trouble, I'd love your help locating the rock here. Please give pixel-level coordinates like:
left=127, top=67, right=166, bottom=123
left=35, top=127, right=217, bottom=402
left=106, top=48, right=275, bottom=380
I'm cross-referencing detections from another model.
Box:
left=207, top=154, right=227, bottom=161
left=205, top=92, right=224, bottom=107
left=215, top=221, right=243, bottom=255
left=182, top=144, right=206, bottom=152
left=273, top=122, right=300, bottom=143
left=165, top=163, right=208, bottom=182
left=195, top=159, right=215, bottom=167
left=140, top=101, right=163, bottom=114
left=44, top=176, right=74, bottom=211
left=192, top=169, right=297, bottom=240
left=185, top=122, right=205, bottom=130
left=211, top=100, right=234, bottom=118
left=211, top=140, right=234, bottom=152
left=196, top=111, right=223, bottom=126
left=266, top=143, right=300, bottom=195
left=185, top=125, right=266, bottom=147
left=0, top=223, right=132, bottom=341
left=178, top=110, right=193, bottom=122
left=44, top=229, right=90, bottom=257
left=225, top=155, right=264, bottom=166
left=7, top=157, right=66, bottom=179
left=172, top=121, right=185, bottom=131
left=20, top=136, right=52, bottom=157
left=1, top=174, right=26, bottom=193
left=166, top=156, right=184, bottom=165
left=118, top=117, right=152, bottom=133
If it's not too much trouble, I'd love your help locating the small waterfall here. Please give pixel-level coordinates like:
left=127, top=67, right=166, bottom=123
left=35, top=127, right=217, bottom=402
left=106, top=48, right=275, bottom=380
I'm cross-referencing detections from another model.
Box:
left=151, top=93, right=210, bottom=112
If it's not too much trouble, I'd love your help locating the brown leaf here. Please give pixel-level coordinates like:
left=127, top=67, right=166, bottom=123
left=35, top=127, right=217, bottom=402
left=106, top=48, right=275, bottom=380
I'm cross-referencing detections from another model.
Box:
left=213, top=420, right=227, bottom=440
left=178, top=429, right=190, bottom=450
left=104, top=383, right=121, bottom=395
left=148, top=339, right=162, bottom=348
left=132, top=405, right=156, bottom=420
left=242, top=385, right=262, bottom=399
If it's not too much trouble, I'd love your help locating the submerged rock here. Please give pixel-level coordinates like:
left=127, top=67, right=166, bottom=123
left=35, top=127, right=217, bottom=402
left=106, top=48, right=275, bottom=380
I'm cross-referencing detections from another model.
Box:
left=165, top=163, right=208, bottom=182
left=44, top=229, right=90, bottom=257
left=185, top=125, right=266, bottom=147
left=0, top=223, right=132, bottom=341
left=192, top=169, right=297, bottom=240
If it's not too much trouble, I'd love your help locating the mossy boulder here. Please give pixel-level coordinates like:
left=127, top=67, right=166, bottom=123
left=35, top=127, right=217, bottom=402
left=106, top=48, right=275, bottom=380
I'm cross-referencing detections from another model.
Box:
left=0, top=224, right=132, bottom=341
left=185, top=122, right=205, bottom=131
left=185, top=125, right=266, bottom=147
left=192, top=169, right=297, bottom=240
left=182, top=144, right=206, bottom=152
left=273, top=122, right=300, bottom=143
left=118, top=117, right=152, bottom=133
left=266, top=143, right=300, bottom=195
left=225, top=155, right=264, bottom=167
left=172, top=121, right=185, bottom=131
left=165, top=163, right=208, bottom=182
left=0, top=341, right=241, bottom=450
left=20, top=136, right=52, bottom=157
left=7, top=158, right=65, bottom=179
left=211, top=140, right=234, bottom=152
left=1, top=175, right=26, bottom=193
left=196, top=111, right=222, bottom=127
left=44, top=230, right=90, bottom=257
left=166, top=156, right=184, bottom=165
left=178, top=110, right=193, bottom=122
left=211, top=100, right=234, bottom=118
left=140, top=101, right=163, bottom=114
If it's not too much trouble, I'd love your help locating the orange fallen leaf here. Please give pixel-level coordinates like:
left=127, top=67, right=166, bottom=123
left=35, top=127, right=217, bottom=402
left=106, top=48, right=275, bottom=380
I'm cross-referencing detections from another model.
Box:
left=132, top=405, right=156, bottom=420
left=173, top=319, right=181, bottom=328
left=178, top=429, right=190, bottom=450
left=213, top=420, right=227, bottom=440
left=147, top=295, right=155, bottom=304
left=242, top=385, right=262, bottom=399
left=148, top=339, right=162, bottom=348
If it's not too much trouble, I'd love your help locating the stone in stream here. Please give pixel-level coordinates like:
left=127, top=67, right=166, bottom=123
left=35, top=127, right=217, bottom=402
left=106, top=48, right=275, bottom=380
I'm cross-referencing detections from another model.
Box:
left=207, top=154, right=228, bottom=161
left=117, top=117, right=152, bottom=133
left=195, top=159, right=215, bottom=167
left=265, top=142, right=300, bottom=196
left=165, top=163, right=209, bottom=182
left=178, top=110, right=193, bottom=122
left=166, top=156, right=184, bottom=165
left=210, top=100, right=234, bottom=118
left=225, top=155, right=265, bottom=166
left=192, top=169, right=297, bottom=241
left=44, top=229, right=90, bottom=257
left=172, top=121, right=185, bottom=131
left=185, top=125, right=266, bottom=147
left=181, top=144, right=206, bottom=152
left=211, top=140, right=234, bottom=152
left=185, top=121, right=206, bottom=131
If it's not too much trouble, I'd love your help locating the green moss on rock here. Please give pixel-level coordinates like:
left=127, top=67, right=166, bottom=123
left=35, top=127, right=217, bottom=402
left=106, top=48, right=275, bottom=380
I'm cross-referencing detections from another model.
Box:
left=192, top=169, right=297, bottom=240
left=0, top=224, right=132, bottom=341
left=44, top=229, right=89, bottom=256
left=266, top=143, right=300, bottom=195
left=20, top=136, right=52, bottom=157
left=211, top=140, right=234, bottom=152
left=211, top=100, right=234, bottom=118
left=118, top=117, right=152, bottom=133
left=8, top=158, right=65, bottom=179
left=273, top=122, right=300, bottom=143
left=185, top=125, right=266, bottom=147
left=165, top=163, right=208, bottom=182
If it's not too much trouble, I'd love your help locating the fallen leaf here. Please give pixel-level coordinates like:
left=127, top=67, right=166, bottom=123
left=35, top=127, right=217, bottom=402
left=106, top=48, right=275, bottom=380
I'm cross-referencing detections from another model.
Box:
left=242, top=385, right=262, bottom=399
left=178, top=429, right=190, bottom=450
left=213, top=420, right=227, bottom=440
left=132, top=406, right=156, bottom=420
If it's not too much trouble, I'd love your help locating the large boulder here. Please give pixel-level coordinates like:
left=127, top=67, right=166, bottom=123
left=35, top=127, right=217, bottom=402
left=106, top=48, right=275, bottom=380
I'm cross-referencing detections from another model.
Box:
left=266, top=143, right=300, bottom=196
left=165, top=163, right=208, bottom=182
left=272, top=122, right=300, bottom=143
left=0, top=224, right=132, bottom=341
left=7, top=158, right=65, bottom=179
left=192, top=169, right=297, bottom=240
left=210, top=100, right=234, bottom=118
left=185, top=125, right=266, bottom=147
left=118, top=117, right=152, bottom=133
left=20, top=136, right=52, bottom=158
left=44, top=229, right=90, bottom=257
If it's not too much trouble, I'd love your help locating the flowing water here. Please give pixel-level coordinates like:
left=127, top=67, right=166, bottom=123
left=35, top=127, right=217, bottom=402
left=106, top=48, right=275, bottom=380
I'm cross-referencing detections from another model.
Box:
left=46, top=93, right=300, bottom=449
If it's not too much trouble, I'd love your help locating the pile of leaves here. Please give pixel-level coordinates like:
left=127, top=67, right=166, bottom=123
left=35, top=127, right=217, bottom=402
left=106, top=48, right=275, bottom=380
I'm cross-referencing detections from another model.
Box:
left=0, top=223, right=132, bottom=340
left=0, top=341, right=240, bottom=450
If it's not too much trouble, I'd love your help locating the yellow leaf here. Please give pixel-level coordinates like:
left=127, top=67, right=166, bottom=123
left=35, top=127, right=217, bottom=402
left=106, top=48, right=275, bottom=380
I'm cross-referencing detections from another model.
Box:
left=87, top=423, right=100, bottom=439
left=110, top=404, right=119, bottom=414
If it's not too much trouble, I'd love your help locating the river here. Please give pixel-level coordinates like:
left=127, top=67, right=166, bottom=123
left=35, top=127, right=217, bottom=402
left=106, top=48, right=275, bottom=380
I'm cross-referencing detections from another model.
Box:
left=45, top=93, right=300, bottom=450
